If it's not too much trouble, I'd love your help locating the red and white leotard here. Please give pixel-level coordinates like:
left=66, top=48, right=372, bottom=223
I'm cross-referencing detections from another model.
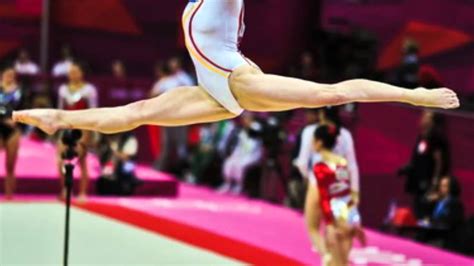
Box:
left=58, top=83, right=98, bottom=110
left=313, top=162, right=360, bottom=225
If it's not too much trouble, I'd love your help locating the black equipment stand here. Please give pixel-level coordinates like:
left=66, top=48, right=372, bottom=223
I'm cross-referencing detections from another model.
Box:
left=61, top=129, right=82, bottom=266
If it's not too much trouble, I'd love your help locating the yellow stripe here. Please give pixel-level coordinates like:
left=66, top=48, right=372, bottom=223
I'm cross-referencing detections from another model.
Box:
left=182, top=3, right=195, bottom=26
left=182, top=1, right=229, bottom=78
left=185, top=40, right=229, bottom=78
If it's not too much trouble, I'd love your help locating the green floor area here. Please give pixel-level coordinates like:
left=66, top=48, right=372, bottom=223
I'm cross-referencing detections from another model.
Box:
left=0, top=203, right=242, bottom=266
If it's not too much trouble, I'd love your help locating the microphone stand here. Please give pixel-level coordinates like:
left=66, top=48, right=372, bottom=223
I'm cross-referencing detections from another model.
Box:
left=61, top=129, right=82, bottom=266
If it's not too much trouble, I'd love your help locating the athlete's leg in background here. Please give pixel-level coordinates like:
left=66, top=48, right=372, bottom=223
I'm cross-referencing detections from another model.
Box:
left=325, top=226, right=346, bottom=266
left=14, top=86, right=237, bottom=135
left=341, top=236, right=354, bottom=265
left=4, top=130, right=20, bottom=199
left=304, top=184, right=328, bottom=257
left=339, top=224, right=355, bottom=265
left=230, top=65, right=460, bottom=112
left=78, top=147, right=90, bottom=201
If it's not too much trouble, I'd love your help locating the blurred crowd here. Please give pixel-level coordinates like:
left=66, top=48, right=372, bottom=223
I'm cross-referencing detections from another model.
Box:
left=0, top=31, right=473, bottom=256
left=1, top=46, right=147, bottom=201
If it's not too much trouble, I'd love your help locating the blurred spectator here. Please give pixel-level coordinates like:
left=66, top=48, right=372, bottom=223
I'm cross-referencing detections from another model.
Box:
left=52, top=45, right=74, bottom=78
left=418, top=65, right=443, bottom=89
left=286, top=109, right=320, bottom=209
left=57, top=63, right=98, bottom=201
left=294, top=106, right=359, bottom=198
left=168, top=57, right=195, bottom=86
left=219, top=113, right=263, bottom=195
left=151, top=61, right=191, bottom=175
left=215, top=120, right=238, bottom=158
left=420, top=176, right=465, bottom=251
left=344, top=28, right=377, bottom=80
left=289, top=51, right=318, bottom=81
left=396, top=39, right=420, bottom=88
left=398, top=110, right=451, bottom=218
left=188, top=123, right=218, bottom=184
left=14, top=49, right=39, bottom=76
left=150, top=62, right=180, bottom=97
left=111, top=60, right=127, bottom=80
left=102, top=59, right=136, bottom=105
left=424, top=176, right=464, bottom=229
left=259, top=114, right=287, bottom=202
left=0, top=67, right=25, bottom=199
left=96, top=131, right=142, bottom=195
left=188, top=120, right=236, bottom=186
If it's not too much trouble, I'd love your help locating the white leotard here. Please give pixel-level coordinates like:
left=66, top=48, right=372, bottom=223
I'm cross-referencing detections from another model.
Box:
left=182, top=0, right=254, bottom=115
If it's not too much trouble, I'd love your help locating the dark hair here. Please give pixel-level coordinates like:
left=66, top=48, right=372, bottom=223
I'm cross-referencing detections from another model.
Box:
left=155, top=61, right=171, bottom=76
left=320, top=106, right=341, bottom=127
left=314, top=124, right=340, bottom=150
left=1, top=65, right=14, bottom=73
left=444, top=176, right=461, bottom=198
left=69, top=61, right=89, bottom=75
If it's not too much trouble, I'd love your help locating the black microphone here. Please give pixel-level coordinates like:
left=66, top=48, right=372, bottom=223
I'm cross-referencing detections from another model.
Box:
left=61, top=129, right=82, bottom=160
left=61, top=129, right=82, bottom=146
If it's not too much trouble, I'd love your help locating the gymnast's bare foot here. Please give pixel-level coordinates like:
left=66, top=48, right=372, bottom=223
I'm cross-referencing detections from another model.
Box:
left=13, top=109, right=65, bottom=135
left=408, top=88, right=460, bottom=109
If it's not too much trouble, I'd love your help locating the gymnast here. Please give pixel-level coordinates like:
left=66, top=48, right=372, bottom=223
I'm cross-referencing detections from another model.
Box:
left=13, top=0, right=459, bottom=135
left=305, top=125, right=365, bottom=266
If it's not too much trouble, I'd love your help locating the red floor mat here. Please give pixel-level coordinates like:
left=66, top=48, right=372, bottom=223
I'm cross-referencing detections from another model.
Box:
left=75, top=201, right=303, bottom=265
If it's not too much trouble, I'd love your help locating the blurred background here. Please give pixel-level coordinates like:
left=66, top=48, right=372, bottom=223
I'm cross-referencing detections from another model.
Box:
left=0, top=0, right=473, bottom=265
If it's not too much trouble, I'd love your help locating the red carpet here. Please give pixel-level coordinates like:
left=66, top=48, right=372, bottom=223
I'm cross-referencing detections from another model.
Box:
left=75, top=201, right=302, bottom=265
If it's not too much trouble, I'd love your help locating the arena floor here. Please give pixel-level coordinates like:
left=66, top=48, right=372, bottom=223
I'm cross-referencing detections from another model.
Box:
left=2, top=185, right=473, bottom=266
left=0, top=139, right=472, bottom=265
left=1, top=202, right=242, bottom=266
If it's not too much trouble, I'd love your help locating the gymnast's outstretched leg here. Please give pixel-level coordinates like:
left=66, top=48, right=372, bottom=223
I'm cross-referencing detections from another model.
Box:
left=13, top=86, right=236, bottom=135
left=13, top=66, right=459, bottom=135
left=229, top=65, right=459, bottom=112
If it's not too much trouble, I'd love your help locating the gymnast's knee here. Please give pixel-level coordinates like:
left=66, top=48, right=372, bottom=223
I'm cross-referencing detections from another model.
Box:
left=125, top=101, right=149, bottom=124
left=315, top=85, right=350, bottom=106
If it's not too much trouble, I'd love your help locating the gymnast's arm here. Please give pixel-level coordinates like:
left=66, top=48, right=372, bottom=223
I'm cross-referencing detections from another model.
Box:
left=343, top=130, right=360, bottom=204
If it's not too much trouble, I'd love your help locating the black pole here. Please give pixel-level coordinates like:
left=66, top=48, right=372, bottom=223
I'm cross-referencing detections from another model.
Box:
left=63, top=163, right=74, bottom=266
left=61, top=129, right=82, bottom=266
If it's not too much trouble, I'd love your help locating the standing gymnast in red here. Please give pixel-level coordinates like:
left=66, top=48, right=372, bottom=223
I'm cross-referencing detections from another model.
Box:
left=305, top=125, right=365, bottom=266
left=56, top=63, right=97, bottom=201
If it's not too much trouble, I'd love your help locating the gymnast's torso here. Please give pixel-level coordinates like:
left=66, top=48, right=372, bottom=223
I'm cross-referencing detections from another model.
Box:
left=58, top=83, right=98, bottom=111
left=185, top=0, right=245, bottom=52
left=313, top=162, right=361, bottom=225
left=182, top=0, right=251, bottom=115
